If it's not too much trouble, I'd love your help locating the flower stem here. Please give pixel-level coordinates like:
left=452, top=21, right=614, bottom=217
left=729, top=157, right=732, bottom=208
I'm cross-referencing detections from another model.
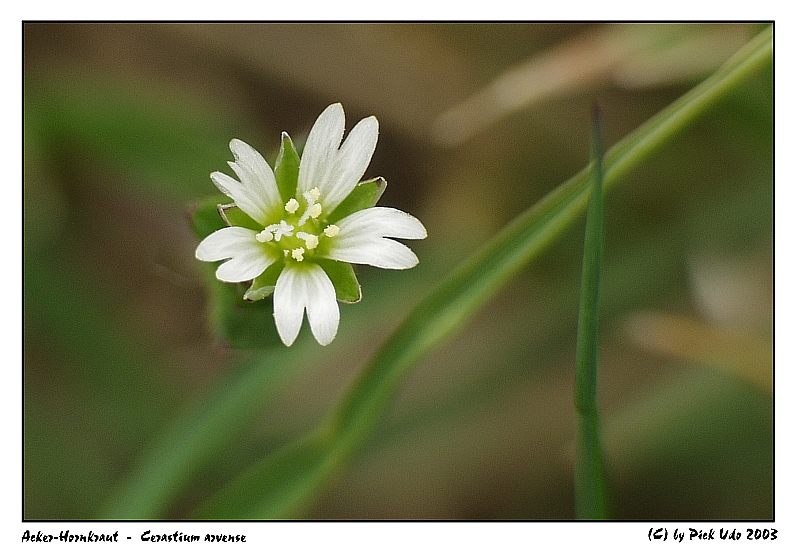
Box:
left=574, top=104, right=608, bottom=519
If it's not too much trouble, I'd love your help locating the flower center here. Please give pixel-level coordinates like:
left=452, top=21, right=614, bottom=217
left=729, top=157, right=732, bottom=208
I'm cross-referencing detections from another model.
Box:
left=254, top=187, right=339, bottom=262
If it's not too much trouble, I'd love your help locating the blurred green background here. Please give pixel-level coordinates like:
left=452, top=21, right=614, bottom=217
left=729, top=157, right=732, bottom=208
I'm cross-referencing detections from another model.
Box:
left=23, top=23, right=773, bottom=519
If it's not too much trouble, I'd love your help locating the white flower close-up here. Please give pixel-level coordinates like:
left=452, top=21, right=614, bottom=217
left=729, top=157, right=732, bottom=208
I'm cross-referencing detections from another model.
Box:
left=195, top=103, right=427, bottom=347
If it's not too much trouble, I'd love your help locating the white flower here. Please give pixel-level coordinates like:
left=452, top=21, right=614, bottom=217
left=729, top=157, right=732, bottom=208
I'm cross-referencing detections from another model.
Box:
left=195, top=103, right=427, bottom=346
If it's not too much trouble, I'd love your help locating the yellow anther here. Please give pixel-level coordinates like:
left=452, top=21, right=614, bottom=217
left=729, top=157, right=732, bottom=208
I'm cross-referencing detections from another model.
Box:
left=291, top=248, right=305, bottom=262
left=303, top=188, right=320, bottom=204
left=298, top=190, right=324, bottom=227
left=295, top=231, right=318, bottom=249
left=284, top=198, right=300, bottom=214
left=255, top=229, right=274, bottom=243
left=304, top=234, right=319, bottom=250
left=323, top=224, right=340, bottom=237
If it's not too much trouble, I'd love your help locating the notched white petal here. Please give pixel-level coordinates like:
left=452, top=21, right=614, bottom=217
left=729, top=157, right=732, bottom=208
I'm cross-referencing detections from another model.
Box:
left=297, top=103, right=382, bottom=212
left=274, top=266, right=306, bottom=346
left=327, top=238, right=420, bottom=270
left=336, top=207, right=427, bottom=240
left=229, top=139, right=279, bottom=200
left=210, top=171, right=270, bottom=225
left=322, top=115, right=380, bottom=211
left=196, top=227, right=274, bottom=283
left=298, top=103, right=346, bottom=195
left=304, top=265, right=339, bottom=346
left=209, top=139, right=283, bottom=223
left=215, top=252, right=273, bottom=283
left=195, top=226, right=261, bottom=262
left=273, top=264, right=340, bottom=346
left=320, top=207, right=426, bottom=271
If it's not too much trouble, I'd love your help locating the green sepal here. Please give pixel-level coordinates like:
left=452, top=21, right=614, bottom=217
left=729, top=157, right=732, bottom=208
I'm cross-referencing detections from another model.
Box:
left=207, top=277, right=283, bottom=349
left=327, top=177, right=387, bottom=223
left=191, top=198, right=283, bottom=348
left=274, top=132, right=300, bottom=202
left=218, top=203, right=263, bottom=231
left=319, top=260, right=361, bottom=303
left=189, top=195, right=228, bottom=239
left=189, top=197, right=262, bottom=240
left=243, top=262, right=283, bottom=302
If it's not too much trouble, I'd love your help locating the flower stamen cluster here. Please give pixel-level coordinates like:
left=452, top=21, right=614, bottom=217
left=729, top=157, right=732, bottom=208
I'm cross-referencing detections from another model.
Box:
left=253, top=187, right=339, bottom=262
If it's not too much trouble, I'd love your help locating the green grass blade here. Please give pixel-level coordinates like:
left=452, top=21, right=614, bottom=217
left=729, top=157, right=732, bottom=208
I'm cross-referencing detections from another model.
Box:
left=574, top=105, right=608, bottom=519
left=196, top=27, right=773, bottom=519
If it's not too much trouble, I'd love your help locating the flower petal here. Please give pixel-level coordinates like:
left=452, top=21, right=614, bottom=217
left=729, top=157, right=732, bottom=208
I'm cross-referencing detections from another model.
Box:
left=274, top=264, right=340, bottom=346
left=274, top=266, right=306, bottom=347
left=215, top=252, right=274, bottom=283
left=321, top=207, right=425, bottom=270
left=195, top=226, right=261, bottom=261
left=297, top=103, right=345, bottom=197
left=321, top=115, right=379, bottom=211
left=297, top=104, right=380, bottom=213
left=211, top=171, right=272, bottom=225
left=228, top=139, right=282, bottom=212
left=334, top=207, right=427, bottom=240
left=195, top=227, right=275, bottom=283
left=326, top=237, right=420, bottom=270
left=304, top=265, right=340, bottom=346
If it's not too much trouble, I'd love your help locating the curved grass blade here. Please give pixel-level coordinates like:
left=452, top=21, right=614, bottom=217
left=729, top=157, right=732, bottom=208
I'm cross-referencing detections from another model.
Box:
left=196, top=27, right=773, bottom=519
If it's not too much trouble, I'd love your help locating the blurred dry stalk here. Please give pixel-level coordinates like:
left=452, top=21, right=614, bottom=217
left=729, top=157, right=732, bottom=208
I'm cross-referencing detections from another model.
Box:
left=432, top=24, right=751, bottom=147
left=623, top=311, right=772, bottom=395
left=623, top=249, right=773, bottom=395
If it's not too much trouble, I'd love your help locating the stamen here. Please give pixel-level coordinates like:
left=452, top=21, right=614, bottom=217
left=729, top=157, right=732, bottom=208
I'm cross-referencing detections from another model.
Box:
left=323, top=224, right=340, bottom=237
left=299, top=233, right=319, bottom=250
left=284, top=198, right=300, bottom=214
left=303, top=188, right=319, bottom=205
left=255, top=229, right=274, bottom=243
left=272, top=220, right=294, bottom=241
left=259, top=221, right=295, bottom=242
left=291, top=247, right=305, bottom=262
left=298, top=189, right=324, bottom=227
